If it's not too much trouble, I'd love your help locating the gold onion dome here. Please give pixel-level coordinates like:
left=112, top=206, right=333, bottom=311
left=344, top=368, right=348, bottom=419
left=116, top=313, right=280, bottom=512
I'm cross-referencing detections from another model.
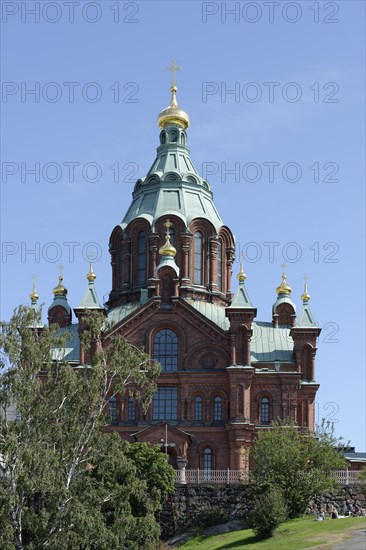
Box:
left=157, top=85, right=190, bottom=130
left=53, top=274, right=67, bottom=296
left=301, top=283, right=311, bottom=302
left=237, top=262, right=247, bottom=283
left=276, top=273, right=292, bottom=295
left=159, top=232, right=177, bottom=257
left=30, top=283, right=39, bottom=303
left=87, top=261, right=96, bottom=282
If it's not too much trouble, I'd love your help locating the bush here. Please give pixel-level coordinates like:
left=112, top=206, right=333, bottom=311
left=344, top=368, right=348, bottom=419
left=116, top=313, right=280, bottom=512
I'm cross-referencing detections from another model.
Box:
left=250, top=485, right=287, bottom=539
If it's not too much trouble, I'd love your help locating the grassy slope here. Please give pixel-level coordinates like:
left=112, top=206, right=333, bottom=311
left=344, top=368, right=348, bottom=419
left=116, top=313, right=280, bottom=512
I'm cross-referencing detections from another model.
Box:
left=178, top=516, right=366, bottom=550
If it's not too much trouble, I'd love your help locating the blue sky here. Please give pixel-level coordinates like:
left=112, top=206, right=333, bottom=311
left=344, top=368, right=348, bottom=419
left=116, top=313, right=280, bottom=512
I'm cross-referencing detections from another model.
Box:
left=1, top=1, right=365, bottom=450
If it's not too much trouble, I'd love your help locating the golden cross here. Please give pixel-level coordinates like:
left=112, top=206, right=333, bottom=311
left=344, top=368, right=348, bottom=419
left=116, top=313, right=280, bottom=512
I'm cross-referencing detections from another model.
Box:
left=303, top=274, right=309, bottom=283
left=87, top=252, right=96, bottom=262
left=164, top=219, right=173, bottom=235
left=166, top=60, right=183, bottom=87
left=32, top=273, right=37, bottom=285
left=58, top=263, right=64, bottom=275
left=281, top=262, right=287, bottom=273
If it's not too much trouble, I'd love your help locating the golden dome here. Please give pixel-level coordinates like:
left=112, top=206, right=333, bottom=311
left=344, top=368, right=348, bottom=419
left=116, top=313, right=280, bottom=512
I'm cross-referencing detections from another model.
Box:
left=53, top=274, right=67, bottom=296
left=30, top=283, right=39, bottom=303
left=159, top=233, right=177, bottom=257
left=301, top=283, right=310, bottom=302
left=237, top=261, right=247, bottom=283
left=87, top=261, right=96, bottom=282
left=276, top=273, right=292, bottom=295
left=157, top=85, right=190, bottom=130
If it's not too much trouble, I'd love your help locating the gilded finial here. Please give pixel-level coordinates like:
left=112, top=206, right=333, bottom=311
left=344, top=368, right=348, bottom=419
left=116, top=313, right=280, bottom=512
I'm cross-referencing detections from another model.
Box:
left=157, top=61, right=190, bottom=130
left=87, top=255, right=96, bottom=282
left=166, top=60, right=182, bottom=87
left=53, top=265, right=67, bottom=296
left=159, top=219, right=177, bottom=257
left=276, top=264, right=292, bottom=295
left=237, top=261, right=246, bottom=283
left=301, top=283, right=311, bottom=302
left=301, top=276, right=310, bottom=302
left=30, top=274, right=39, bottom=304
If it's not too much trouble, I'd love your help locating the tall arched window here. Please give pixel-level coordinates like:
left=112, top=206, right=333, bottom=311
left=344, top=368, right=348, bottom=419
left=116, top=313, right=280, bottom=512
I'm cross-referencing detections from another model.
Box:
left=203, top=448, right=212, bottom=480
left=153, top=329, right=178, bottom=372
left=261, top=397, right=269, bottom=424
left=137, top=231, right=146, bottom=285
left=194, top=231, right=203, bottom=285
left=128, top=397, right=135, bottom=421
left=119, top=240, right=124, bottom=287
left=195, top=396, right=203, bottom=421
left=217, top=239, right=223, bottom=291
left=214, top=396, right=222, bottom=421
left=109, top=396, right=117, bottom=424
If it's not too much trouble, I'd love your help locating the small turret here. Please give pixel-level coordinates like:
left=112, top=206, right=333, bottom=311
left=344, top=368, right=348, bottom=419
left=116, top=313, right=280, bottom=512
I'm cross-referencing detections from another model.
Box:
left=48, top=269, right=72, bottom=327
left=272, top=267, right=296, bottom=327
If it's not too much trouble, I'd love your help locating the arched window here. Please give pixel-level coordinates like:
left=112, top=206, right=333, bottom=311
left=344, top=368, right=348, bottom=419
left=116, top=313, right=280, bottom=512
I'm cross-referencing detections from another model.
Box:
left=137, top=231, right=146, bottom=285
left=153, top=329, right=178, bottom=372
left=109, top=396, right=117, bottom=424
left=203, top=448, right=212, bottom=480
left=168, top=227, right=175, bottom=246
left=217, top=239, right=223, bottom=291
left=194, top=231, right=203, bottom=285
left=128, top=396, right=135, bottom=421
left=214, top=396, right=222, bottom=421
left=119, top=240, right=124, bottom=287
left=195, top=396, right=203, bottom=421
left=261, top=397, right=269, bottom=425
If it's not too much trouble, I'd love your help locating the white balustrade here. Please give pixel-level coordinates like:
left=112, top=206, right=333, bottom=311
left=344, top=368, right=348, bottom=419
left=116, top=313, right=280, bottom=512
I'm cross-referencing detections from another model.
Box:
left=176, top=469, right=361, bottom=485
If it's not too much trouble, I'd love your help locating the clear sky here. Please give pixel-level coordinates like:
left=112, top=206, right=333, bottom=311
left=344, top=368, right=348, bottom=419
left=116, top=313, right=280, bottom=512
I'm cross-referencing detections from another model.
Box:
left=1, top=1, right=365, bottom=450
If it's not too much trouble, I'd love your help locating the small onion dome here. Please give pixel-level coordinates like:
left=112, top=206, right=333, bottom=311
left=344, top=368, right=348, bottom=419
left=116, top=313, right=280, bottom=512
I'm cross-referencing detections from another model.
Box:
left=301, top=283, right=311, bottom=302
left=53, top=274, right=67, bottom=296
left=276, top=273, right=292, bottom=295
left=157, top=85, right=190, bottom=130
left=87, top=261, right=96, bottom=282
left=159, top=233, right=177, bottom=257
left=237, top=262, right=247, bottom=283
left=30, top=283, right=39, bottom=304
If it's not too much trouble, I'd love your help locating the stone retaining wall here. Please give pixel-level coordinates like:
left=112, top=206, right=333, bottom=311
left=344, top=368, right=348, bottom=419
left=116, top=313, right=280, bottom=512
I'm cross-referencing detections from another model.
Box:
left=160, top=484, right=366, bottom=539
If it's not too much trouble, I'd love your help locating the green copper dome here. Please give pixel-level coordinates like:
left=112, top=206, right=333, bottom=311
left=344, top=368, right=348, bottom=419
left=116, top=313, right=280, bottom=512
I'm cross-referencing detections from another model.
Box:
left=121, top=89, right=223, bottom=232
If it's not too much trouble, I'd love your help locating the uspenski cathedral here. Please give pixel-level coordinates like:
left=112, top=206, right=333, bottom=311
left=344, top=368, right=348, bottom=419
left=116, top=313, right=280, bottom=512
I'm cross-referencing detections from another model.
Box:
left=28, top=72, right=321, bottom=478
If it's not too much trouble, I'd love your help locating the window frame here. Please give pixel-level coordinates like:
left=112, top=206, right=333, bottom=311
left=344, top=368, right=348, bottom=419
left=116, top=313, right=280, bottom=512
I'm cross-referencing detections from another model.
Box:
left=152, top=387, right=178, bottom=421
left=194, top=231, right=203, bottom=285
left=153, top=328, right=179, bottom=373
left=137, top=230, right=146, bottom=286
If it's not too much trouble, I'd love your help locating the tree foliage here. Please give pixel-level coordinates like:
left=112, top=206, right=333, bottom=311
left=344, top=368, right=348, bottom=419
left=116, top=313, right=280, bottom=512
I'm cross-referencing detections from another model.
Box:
left=0, top=306, right=173, bottom=549
left=250, top=485, right=287, bottom=539
left=251, top=419, right=347, bottom=520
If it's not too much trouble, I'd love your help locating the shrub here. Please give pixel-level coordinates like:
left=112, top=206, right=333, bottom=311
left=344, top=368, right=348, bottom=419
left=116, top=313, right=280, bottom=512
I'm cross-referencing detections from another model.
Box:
left=250, top=485, right=287, bottom=539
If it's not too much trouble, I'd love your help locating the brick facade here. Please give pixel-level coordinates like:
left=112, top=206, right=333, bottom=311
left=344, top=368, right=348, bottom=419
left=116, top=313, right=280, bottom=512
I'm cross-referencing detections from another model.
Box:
left=47, top=88, right=322, bottom=476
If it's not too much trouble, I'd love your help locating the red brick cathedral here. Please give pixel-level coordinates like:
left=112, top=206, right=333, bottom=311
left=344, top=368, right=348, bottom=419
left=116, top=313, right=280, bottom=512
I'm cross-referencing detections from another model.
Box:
left=43, top=82, right=321, bottom=477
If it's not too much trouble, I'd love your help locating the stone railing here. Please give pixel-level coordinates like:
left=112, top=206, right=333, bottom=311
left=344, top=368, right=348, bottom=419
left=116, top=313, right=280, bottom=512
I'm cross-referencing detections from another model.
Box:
left=175, top=469, right=362, bottom=485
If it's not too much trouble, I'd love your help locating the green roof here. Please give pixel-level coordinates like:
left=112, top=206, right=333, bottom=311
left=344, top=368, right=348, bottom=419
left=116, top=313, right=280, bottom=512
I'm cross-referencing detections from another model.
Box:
left=121, top=124, right=223, bottom=232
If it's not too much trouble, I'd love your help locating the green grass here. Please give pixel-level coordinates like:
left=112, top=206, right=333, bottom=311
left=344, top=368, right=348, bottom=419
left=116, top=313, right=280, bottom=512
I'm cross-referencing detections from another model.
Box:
left=178, top=516, right=366, bottom=550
